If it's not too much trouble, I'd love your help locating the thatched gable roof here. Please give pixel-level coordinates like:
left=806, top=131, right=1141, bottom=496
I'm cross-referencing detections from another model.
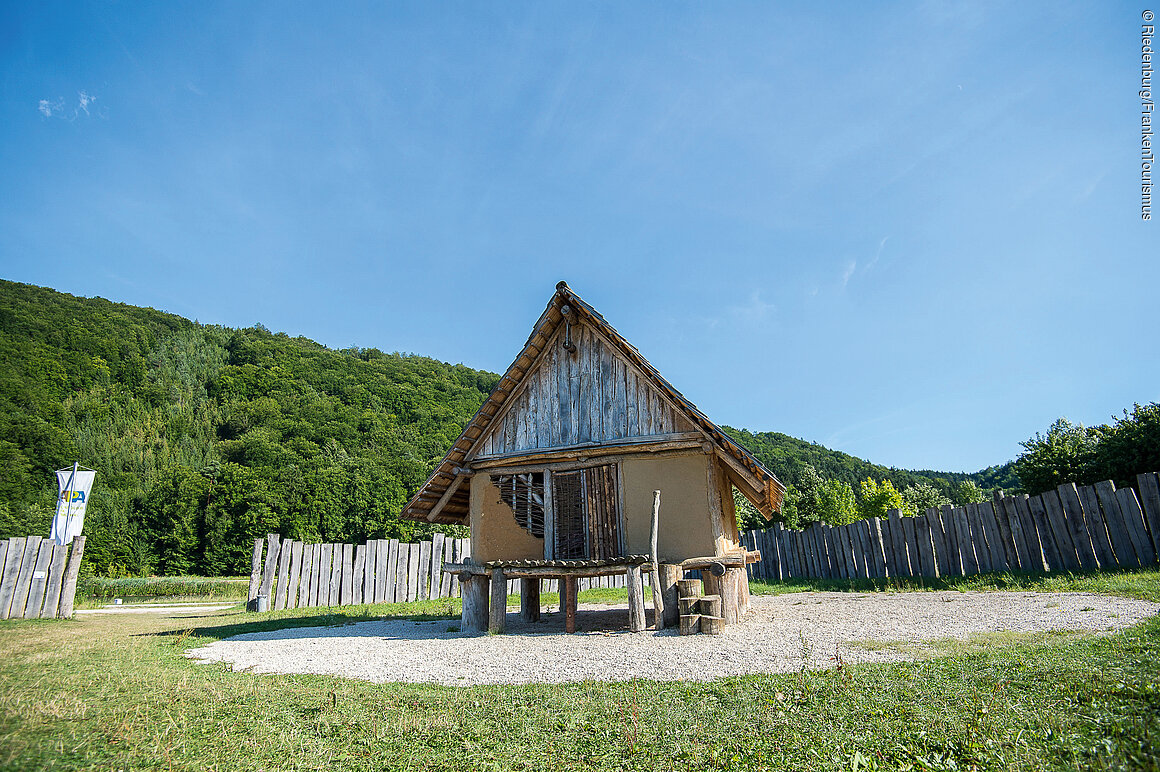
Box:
left=401, top=282, right=785, bottom=524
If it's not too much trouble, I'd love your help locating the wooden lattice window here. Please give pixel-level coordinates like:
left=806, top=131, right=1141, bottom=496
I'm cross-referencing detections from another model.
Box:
left=552, top=464, right=623, bottom=560
left=492, top=472, right=545, bottom=539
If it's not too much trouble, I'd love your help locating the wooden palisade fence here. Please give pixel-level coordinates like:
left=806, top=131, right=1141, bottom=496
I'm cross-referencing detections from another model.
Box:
left=0, top=535, right=86, bottom=620
left=743, top=473, right=1160, bottom=581
left=248, top=533, right=643, bottom=610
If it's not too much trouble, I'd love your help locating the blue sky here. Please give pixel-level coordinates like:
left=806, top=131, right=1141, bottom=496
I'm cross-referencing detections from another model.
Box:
left=1, top=1, right=1155, bottom=473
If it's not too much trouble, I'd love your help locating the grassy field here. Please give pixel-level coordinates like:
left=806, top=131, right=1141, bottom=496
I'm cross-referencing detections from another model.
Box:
left=0, top=571, right=1157, bottom=771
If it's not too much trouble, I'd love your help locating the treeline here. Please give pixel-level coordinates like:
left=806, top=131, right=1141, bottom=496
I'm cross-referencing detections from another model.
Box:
left=0, top=280, right=496, bottom=576
left=1012, top=405, right=1160, bottom=495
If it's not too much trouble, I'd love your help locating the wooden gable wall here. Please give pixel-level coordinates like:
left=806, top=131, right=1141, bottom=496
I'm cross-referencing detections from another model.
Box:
left=476, top=321, right=696, bottom=458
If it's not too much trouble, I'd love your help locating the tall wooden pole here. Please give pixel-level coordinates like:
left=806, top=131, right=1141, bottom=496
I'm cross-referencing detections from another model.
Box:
left=649, top=490, right=665, bottom=628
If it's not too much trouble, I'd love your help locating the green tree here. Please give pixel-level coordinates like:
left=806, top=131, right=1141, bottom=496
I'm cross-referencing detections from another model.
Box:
left=857, top=477, right=905, bottom=521
left=952, top=479, right=986, bottom=505
left=901, top=481, right=952, bottom=516
left=1014, top=418, right=1099, bottom=495
left=817, top=478, right=858, bottom=526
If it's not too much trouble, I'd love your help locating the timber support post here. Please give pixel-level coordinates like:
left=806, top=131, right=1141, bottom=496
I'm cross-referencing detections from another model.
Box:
left=626, top=565, right=646, bottom=632
left=460, top=573, right=489, bottom=633
left=488, top=568, right=507, bottom=634
left=520, top=577, right=540, bottom=623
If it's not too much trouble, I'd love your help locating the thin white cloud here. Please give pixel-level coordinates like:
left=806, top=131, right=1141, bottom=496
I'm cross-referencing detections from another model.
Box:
left=37, top=91, right=101, bottom=120
left=840, top=259, right=857, bottom=287
left=865, top=236, right=889, bottom=272
left=38, top=98, right=64, bottom=117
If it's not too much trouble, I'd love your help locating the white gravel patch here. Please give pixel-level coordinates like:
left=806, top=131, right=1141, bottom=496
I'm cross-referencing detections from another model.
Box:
left=185, top=591, right=1158, bottom=686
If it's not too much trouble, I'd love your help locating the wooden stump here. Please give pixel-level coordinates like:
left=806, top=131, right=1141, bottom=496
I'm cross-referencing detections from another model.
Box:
left=699, top=595, right=723, bottom=635
left=660, top=564, right=682, bottom=629
left=677, top=596, right=700, bottom=615
left=460, top=574, right=489, bottom=633
left=520, top=577, right=540, bottom=623
left=677, top=578, right=701, bottom=599
left=488, top=569, right=507, bottom=634
left=679, top=613, right=701, bottom=635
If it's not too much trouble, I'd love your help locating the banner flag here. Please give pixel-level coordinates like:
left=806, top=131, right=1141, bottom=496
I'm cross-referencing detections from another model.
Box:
left=50, top=466, right=96, bottom=546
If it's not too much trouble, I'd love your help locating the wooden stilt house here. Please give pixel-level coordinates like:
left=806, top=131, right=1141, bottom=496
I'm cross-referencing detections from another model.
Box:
left=401, top=282, right=785, bottom=634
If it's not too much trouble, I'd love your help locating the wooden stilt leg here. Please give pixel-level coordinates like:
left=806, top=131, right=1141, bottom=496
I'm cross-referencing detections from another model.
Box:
left=488, top=569, right=506, bottom=634
left=626, top=565, right=646, bottom=632
left=564, top=576, right=578, bottom=633
left=520, top=577, right=540, bottom=622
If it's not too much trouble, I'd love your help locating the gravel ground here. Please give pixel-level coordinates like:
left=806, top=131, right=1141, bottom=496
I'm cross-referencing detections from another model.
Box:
left=185, top=591, right=1158, bottom=686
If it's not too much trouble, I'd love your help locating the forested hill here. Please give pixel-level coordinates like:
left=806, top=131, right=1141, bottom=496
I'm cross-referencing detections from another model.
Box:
left=0, top=279, right=1015, bottom=577
left=722, top=428, right=1018, bottom=502
left=0, top=280, right=498, bottom=576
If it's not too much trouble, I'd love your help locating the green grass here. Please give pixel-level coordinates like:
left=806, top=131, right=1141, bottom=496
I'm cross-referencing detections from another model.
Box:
left=78, top=575, right=251, bottom=601
left=1, top=570, right=1158, bottom=770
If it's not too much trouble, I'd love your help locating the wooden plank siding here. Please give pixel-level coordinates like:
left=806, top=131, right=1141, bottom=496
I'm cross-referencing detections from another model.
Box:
left=742, top=474, right=1160, bottom=583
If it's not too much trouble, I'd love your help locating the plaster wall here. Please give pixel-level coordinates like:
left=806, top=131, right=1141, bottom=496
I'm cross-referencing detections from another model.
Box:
left=622, top=454, right=717, bottom=561
left=469, top=473, right=544, bottom=564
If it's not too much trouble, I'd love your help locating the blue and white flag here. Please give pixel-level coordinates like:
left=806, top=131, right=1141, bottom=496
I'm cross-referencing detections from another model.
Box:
left=50, top=466, right=96, bottom=545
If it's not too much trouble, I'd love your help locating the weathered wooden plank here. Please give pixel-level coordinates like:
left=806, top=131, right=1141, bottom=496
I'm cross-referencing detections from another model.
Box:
left=248, top=538, right=263, bottom=601
left=975, top=502, right=1007, bottom=572
left=310, top=543, right=325, bottom=606
left=987, top=498, right=1015, bottom=569
left=826, top=526, right=844, bottom=579
left=1077, top=483, right=1120, bottom=568
left=0, top=537, right=26, bottom=619
left=1117, top=487, right=1157, bottom=566
left=855, top=521, right=874, bottom=579
left=1057, top=483, right=1101, bottom=570
left=809, top=524, right=825, bottom=578
left=21, top=539, right=54, bottom=618
left=393, top=542, right=408, bottom=602
left=259, top=533, right=280, bottom=600
left=363, top=540, right=377, bottom=604
left=842, top=525, right=860, bottom=579
left=298, top=543, right=315, bottom=607
left=1138, top=473, right=1160, bottom=558
left=1013, top=496, right=1046, bottom=572
left=962, top=504, right=988, bottom=574
left=417, top=540, right=432, bottom=601
left=315, top=543, right=331, bottom=605
left=920, top=510, right=943, bottom=577
left=272, top=539, right=292, bottom=610
left=40, top=544, right=69, bottom=618
left=887, top=510, right=910, bottom=577
left=338, top=543, right=354, bottom=605
left=286, top=540, right=304, bottom=610
left=58, top=536, right=85, bottom=618
left=384, top=539, right=399, bottom=602
left=1092, top=482, right=1138, bottom=567
left=914, top=514, right=936, bottom=578
left=950, top=507, right=977, bottom=575
left=430, top=533, right=445, bottom=600
left=371, top=539, right=386, bottom=602
left=996, top=498, right=1027, bottom=570
left=10, top=536, right=42, bottom=619
left=901, top=516, right=921, bottom=578
left=1026, top=495, right=1061, bottom=572
left=1039, top=490, right=1079, bottom=571
left=439, top=537, right=454, bottom=598
left=349, top=544, right=364, bottom=605
left=935, top=506, right=959, bottom=576
left=326, top=543, right=342, bottom=605
left=870, top=519, right=889, bottom=578
left=406, top=541, right=420, bottom=602
left=1107, top=483, right=1155, bottom=566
